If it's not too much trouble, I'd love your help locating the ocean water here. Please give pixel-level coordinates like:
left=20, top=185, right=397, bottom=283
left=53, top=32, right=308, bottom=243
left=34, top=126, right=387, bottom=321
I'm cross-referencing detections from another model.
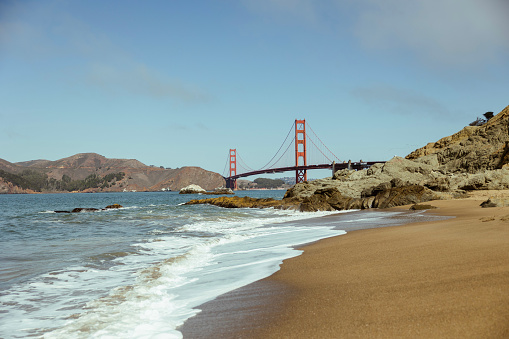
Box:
left=0, top=191, right=438, bottom=338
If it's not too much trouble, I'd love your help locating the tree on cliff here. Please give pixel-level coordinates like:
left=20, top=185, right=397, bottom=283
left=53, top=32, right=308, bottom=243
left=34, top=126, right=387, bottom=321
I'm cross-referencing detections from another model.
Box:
left=469, top=112, right=495, bottom=126
left=254, top=178, right=285, bottom=189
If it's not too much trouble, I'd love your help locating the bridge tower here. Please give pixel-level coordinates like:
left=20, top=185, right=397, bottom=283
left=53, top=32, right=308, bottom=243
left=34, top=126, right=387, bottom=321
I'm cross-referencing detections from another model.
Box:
left=295, top=119, right=307, bottom=183
left=226, top=148, right=237, bottom=190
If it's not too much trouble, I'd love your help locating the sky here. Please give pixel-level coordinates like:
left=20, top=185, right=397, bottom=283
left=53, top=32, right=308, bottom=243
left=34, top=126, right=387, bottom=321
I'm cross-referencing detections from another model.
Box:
left=1, top=0, right=508, bottom=178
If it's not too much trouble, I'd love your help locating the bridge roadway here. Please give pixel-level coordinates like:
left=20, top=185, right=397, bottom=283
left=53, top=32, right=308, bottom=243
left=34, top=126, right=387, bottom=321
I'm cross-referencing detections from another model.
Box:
left=225, top=161, right=384, bottom=181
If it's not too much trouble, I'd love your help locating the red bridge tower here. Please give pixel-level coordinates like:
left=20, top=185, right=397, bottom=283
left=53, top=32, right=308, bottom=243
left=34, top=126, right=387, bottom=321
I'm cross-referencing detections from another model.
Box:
left=295, top=119, right=307, bottom=183
left=227, top=149, right=237, bottom=189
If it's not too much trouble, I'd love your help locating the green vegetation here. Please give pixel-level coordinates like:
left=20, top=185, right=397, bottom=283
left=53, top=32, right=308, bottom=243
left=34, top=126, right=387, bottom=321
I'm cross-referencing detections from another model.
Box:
left=254, top=178, right=285, bottom=189
left=0, top=169, right=125, bottom=192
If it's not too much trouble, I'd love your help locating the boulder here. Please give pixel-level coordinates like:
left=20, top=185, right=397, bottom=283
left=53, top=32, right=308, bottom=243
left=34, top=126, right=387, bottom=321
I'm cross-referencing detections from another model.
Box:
left=410, top=204, right=438, bottom=210
left=480, top=197, right=509, bottom=208
left=179, top=184, right=207, bottom=194
left=211, top=187, right=234, bottom=195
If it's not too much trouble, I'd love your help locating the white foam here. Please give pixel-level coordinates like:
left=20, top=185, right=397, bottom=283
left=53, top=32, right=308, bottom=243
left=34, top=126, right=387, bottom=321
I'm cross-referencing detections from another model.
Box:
left=1, top=204, right=351, bottom=339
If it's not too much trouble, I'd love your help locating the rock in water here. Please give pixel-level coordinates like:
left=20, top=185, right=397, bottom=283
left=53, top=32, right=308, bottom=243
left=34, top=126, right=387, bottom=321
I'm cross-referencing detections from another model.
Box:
left=179, top=184, right=207, bottom=194
left=212, top=187, right=234, bottom=195
left=105, top=204, right=123, bottom=209
left=71, top=208, right=100, bottom=213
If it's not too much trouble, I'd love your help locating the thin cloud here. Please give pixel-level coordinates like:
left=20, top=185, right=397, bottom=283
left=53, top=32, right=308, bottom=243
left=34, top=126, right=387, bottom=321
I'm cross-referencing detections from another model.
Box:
left=351, top=0, right=509, bottom=67
left=240, top=0, right=509, bottom=67
left=1, top=2, right=209, bottom=103
left=352, top=85, right=451, bottom=118
left=87, top=63, right=209, bottom=102
left=241, top=0, right=320, bottom=25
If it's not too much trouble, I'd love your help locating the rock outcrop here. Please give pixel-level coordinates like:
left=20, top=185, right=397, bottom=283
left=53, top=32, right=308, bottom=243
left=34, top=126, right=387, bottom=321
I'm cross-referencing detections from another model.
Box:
left=407, top=105, right=509, bottom=173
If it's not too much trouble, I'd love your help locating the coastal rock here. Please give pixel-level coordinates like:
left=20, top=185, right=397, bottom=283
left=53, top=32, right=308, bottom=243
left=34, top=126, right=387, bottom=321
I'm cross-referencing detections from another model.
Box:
left=210, top=187, right=234, bottom=195
left=407, top=105, right=509, bottom=173
left=105, top=204, right=123, bottom=209
left=179, top=184, right=207, bottom=194
left=410, top=204, right=438, bottom=210
left=72, top=208, right=100, bottom=213
left=186, top=185, right=438, bottom=212
left=480, top=197, right=509, bottom=208
left=185, top=196, right=299, bottom=210
left=371, top=185, right=436, bottom=209
left=54, top=204, right=123, bottom=213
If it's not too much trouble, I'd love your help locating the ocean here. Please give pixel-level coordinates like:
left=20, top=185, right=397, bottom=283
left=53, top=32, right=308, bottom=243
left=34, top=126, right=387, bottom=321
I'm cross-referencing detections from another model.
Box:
left=0, top=191, right=439, bottom=338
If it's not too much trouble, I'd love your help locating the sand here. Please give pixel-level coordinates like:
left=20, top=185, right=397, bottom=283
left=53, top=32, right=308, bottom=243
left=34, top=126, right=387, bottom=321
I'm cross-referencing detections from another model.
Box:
left=238, top=194, right=509, bottom=338
left=181, top=193, right=509, bottom=338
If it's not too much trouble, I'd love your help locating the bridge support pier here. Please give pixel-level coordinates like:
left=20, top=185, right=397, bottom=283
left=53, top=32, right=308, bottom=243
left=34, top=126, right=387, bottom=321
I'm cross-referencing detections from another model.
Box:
left=225, top=177, right=237, bottom=190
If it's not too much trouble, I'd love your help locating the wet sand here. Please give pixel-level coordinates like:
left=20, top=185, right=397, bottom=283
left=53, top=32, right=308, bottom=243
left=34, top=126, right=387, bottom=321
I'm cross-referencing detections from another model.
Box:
left=181, top=194, right=509, bottom=338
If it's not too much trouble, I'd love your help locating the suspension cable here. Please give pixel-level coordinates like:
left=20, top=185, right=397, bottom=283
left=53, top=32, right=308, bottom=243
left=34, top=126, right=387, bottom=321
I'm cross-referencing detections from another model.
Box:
left=237, top=152, right=254, bottom=172
left=258, top=122, right=295, bottom=170
left=222, top=152, right=230, bottom=177
left=307, top=134, right=333, bottom=163
left=267, top=137, right=295, bottom=168
left=306, top=122, right=341, bottom=162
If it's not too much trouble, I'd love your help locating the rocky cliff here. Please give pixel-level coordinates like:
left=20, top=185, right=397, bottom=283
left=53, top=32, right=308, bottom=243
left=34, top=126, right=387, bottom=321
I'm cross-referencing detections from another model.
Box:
left=406, top=105, right=509, bottom=173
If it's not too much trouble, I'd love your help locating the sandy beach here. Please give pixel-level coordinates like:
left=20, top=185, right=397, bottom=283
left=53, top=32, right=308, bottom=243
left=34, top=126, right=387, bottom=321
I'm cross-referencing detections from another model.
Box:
left=182, top=192, right=509, bottom=338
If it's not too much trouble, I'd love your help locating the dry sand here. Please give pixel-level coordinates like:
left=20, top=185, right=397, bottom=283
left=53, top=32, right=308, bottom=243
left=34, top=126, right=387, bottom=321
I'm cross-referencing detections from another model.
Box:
left=239, top=193, right=509, bottom=338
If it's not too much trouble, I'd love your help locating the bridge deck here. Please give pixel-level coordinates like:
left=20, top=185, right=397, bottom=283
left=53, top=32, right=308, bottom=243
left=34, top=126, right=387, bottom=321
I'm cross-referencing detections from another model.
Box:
left=226, top=161, right=384, bottom=180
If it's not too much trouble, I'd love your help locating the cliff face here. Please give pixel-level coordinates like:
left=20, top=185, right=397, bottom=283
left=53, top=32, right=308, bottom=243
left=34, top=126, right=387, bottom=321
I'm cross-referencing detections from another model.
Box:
left=0, top=153, right=225, bottom=193
left=406, top=105, right=509, bottom=173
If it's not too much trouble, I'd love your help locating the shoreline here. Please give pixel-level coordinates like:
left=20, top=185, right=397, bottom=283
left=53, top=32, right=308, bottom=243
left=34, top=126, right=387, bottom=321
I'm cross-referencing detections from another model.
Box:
left=180, top=194, right=509, bottom=338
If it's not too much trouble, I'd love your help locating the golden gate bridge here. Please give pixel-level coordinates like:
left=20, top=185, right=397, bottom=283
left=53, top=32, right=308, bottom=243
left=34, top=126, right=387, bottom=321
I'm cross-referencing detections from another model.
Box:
left=223, top=119, right=383, bottom=189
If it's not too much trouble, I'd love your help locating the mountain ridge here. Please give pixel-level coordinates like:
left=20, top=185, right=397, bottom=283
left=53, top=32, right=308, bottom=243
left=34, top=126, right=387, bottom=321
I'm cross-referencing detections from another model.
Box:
left=0, top=153, right=225, bottom=194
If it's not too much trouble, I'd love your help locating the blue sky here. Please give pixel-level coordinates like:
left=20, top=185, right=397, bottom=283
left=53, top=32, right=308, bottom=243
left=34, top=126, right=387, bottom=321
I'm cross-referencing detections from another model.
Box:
left=1, top=0, right=508, bottom=178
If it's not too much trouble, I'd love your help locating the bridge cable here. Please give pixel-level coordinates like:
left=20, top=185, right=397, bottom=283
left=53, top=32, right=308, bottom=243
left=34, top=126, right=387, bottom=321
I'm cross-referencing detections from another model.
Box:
left=306, top=122, right=341, bottom=162
left=222, top=152, right=230, bottom=177
left=306, top=134, right=334, bottom=163
left=236, top=152, right=255, bottom=173
left=258, top=122, right=295, bottom=170
left=267, top=137, right=295, bottom=169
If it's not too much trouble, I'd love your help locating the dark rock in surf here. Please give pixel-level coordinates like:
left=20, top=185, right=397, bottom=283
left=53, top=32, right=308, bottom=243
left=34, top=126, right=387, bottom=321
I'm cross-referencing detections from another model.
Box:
left=72, top=208, right=100, bottom=213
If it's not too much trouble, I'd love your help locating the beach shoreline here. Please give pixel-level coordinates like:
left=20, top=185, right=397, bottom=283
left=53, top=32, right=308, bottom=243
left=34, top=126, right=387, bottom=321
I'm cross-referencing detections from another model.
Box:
left=180, top=193, right=509, bottom=338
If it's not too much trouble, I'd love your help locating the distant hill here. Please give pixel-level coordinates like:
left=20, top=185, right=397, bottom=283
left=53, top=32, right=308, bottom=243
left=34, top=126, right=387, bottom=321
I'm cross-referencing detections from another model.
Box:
left=0, top=153, right=225, bottom=194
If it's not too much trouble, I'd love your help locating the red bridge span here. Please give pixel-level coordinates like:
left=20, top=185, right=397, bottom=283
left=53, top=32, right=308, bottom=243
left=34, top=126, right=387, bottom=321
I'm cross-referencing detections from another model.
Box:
left=224, top=120, right=384, bottom=190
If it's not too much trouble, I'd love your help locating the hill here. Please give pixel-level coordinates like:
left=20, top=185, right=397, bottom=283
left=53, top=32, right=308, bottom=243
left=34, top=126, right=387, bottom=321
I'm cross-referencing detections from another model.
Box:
left=0, top=153, right=225, bottom=194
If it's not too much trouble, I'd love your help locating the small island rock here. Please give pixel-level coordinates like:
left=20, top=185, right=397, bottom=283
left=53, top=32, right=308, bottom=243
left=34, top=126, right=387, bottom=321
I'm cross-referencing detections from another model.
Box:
left=179, top=184, right=207, bottom=194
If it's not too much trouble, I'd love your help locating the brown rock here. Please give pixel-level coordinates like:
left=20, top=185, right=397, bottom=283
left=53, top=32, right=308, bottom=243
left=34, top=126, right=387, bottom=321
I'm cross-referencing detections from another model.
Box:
left=407, top=105, right=509, bottom=173
left=410, top=204, right=438, bottom=210
left=480, top=197, right=509, bottom=208
left=105, top=204, right=123, bottom=209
